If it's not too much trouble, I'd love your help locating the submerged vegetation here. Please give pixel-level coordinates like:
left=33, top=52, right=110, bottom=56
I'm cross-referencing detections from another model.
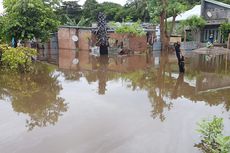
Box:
left=196, top=116, right=230, bottom=153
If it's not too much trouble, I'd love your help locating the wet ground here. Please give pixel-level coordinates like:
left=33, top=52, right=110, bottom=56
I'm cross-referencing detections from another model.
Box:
left=0, top=50, right=230, bottom=153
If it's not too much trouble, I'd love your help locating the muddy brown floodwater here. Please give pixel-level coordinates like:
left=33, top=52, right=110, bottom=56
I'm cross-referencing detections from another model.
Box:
left=0, top=50, right=230, bottom=153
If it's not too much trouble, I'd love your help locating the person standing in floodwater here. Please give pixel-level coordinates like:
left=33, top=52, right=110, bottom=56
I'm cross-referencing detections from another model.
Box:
left=174, top=42, right=185, bottom=73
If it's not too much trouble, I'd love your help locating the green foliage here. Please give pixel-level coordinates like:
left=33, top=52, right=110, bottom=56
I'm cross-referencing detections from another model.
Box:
left=196, top=116, right=230, bottom=153
left=56, top=1, right=82, bottom=25
left=123, top=0, right=150, bottom=22
left=0, top=44, right=37, bottom=72
left=2, top=0, right=60, bottom=42
left=219, top=23, right=230, bottom=41
left=147, top=0, right=165, bottom=23
left=167, top=0, right=187, bottom=19
left=115, top=21, right=146, bottom=36
left=97, top=2, right=123, bottom=22
left=180, top=15, right=206, bottom=32
left=77, top=17, right=90, bottom=26
left=0, top=16, right=3, bottom=41
left=82, top=0, right=100, bottom=25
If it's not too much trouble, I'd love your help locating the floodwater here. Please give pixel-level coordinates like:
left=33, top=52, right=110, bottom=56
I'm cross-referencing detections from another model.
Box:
left=0, top=50, right=230, bottom=153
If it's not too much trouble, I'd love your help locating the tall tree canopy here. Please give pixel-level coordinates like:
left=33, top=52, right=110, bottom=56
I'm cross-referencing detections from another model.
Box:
left=56, top=1, right=82, bottom=25
left=82, top=0, right=100, bottom=25
left=147, top=0, right=168, bottom=48
left=147, top=0, right=188, bottom=49
left=123, top=0, right=150, bottom=22
left=1, top=0, right=60, bottom=43
left=97, top=2, right=123, bottom=22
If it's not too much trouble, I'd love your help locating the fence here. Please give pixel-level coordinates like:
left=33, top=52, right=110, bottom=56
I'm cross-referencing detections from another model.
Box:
left=153, top=41, right=199, bottom=51
left=37, top=33, right=59, bottom=64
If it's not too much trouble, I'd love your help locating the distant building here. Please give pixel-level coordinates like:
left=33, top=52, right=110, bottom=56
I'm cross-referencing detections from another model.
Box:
left=167, top=0, right=230, bottom=44
left=201, top=0, right=230, bottom=43
left=167, top=5, right=201, bottom=22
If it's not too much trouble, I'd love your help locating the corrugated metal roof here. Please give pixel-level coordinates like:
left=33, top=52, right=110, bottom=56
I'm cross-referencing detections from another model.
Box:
left=205, top=0, right=230, bottom=9
left=167, top=5, right=201, bottom=22
left=167, top=0, right=230, bottom=22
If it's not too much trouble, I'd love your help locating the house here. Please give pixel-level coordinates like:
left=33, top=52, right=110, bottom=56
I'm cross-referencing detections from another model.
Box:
left=201, top=0, right=230, bottom=43
left=167, top=5, right=201, bottom=22
left=167, top=0, right=230, bottom=44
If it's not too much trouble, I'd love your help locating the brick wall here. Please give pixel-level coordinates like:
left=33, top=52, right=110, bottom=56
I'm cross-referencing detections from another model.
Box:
left=108, top=33, right=147, bottom=53
left=78, top=29, right=92, bottom=50
left=58, top=28, right=78, bottom=50
left=58, top=27, right=149, bottom=54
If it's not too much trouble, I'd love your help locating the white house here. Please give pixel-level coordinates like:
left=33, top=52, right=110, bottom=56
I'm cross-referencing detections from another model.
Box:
left=167, top=5, right=201, bottom=22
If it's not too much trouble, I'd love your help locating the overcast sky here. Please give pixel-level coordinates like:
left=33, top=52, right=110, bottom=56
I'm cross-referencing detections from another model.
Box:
left=0, top=0, right=3, bottom=13
left=0, top=0, right=126, bottom=13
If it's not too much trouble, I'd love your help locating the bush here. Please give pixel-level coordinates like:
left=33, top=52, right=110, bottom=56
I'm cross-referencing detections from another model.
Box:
left=115, top=20, right=146, bottom=36
left=219, top=23, right=230, bottom=41
left=196, top=116, right=230, bottom=153
left=0, top=44, right=37, bottom=72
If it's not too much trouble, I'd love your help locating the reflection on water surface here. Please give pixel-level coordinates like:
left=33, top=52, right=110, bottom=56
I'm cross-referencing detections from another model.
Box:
left=0, top=64, right=68, bottom=131
left=0, top=50, right=230, bottom=153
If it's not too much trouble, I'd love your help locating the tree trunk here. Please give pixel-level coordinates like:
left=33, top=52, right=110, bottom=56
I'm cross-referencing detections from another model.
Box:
left=160, top=0, right=169, bottom=52
left=184, top=29, right=186, bottom=43
left=170, top=15, right=176, bottom=36
left=160, top=13, right=167, bottom=51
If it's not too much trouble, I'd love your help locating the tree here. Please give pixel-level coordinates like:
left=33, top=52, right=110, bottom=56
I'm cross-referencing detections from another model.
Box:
left=2, top=0, right=60, bottom=45
left=180, top=15, right=206, bottom=41
left=56, top=1, right=82, bottom=25
left=147, top=0, right=169, bottom=50
left=82, top=0, right=100, bottom=26
left=147, top=0, right=190, bottom=50
left=94, top=12, right=109, bottom=55
left=97, top=2, right=123, bottom=22
left=124, top=0, right=150, bottom=22
left=0, top=16, right=3, bottom=41
left=167, top=0, right=187, bottom=35
left=219, top=23, right=230, bottom=41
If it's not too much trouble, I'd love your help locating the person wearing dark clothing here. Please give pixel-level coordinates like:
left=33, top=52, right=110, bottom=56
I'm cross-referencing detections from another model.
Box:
left=209, top=34, right=214, bottom=44
left=174, top=42, right=185, bottom=73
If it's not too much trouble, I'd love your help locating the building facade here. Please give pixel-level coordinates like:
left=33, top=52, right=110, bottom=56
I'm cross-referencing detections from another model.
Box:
left=201, top=0, right=230, bottom=43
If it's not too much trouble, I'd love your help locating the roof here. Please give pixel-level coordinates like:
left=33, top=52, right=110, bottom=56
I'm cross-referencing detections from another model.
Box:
left=167, top=5, right=201, bottom=22
left=205, top=0, right=230, bottom=9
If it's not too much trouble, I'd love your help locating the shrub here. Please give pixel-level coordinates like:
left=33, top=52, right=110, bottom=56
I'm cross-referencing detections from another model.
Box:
left=115, top=20, right=146, bottom=36
left=0, top=44, right=37, bottom=72
left=219, top=23, right=230, bottom=41
left=196, top=116, right=230, bottom=153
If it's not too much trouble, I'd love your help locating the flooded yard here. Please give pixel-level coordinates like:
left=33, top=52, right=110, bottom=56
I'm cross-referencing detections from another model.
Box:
left=0, top=50, right=230, bottom=153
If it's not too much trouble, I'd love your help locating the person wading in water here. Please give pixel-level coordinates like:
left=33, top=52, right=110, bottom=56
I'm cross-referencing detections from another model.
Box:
left=174, top=41, right=185, bottom=73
